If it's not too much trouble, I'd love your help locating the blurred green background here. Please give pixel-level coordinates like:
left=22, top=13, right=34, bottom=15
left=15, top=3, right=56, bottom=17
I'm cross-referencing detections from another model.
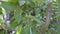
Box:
left=0, top=0, right=60, bottom=34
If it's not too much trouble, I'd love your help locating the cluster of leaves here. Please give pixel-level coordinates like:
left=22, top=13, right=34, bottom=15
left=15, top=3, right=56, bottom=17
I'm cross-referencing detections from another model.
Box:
left=0, top=0, right=60, bottom=34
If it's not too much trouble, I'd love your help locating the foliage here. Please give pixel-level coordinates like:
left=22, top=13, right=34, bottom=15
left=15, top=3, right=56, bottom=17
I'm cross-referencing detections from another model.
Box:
left=0, top=0, right=60, bottom=34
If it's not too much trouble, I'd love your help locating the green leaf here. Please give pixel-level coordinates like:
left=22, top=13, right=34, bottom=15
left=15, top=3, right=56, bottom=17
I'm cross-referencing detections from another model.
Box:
left=57, top=24, right=60, bottom=34
left=0, top=8, right=2, bottom=15
left=14, top=10, right=22, bottom=23
left=24, top=25, right=30, bottom=34
left=7, top=0, right=18, bottom=3
left=16, top=25, right=23, bottom=34
left=19, top=0, right=26, bottom=6
left=1, top=2, right=17, bottom=13
left=10, top=20, right=17, bottom=28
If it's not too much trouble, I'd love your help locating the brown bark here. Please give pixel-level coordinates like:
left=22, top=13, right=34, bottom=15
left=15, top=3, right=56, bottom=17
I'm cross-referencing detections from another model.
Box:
left=41, top=2, right=52, bottom=34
